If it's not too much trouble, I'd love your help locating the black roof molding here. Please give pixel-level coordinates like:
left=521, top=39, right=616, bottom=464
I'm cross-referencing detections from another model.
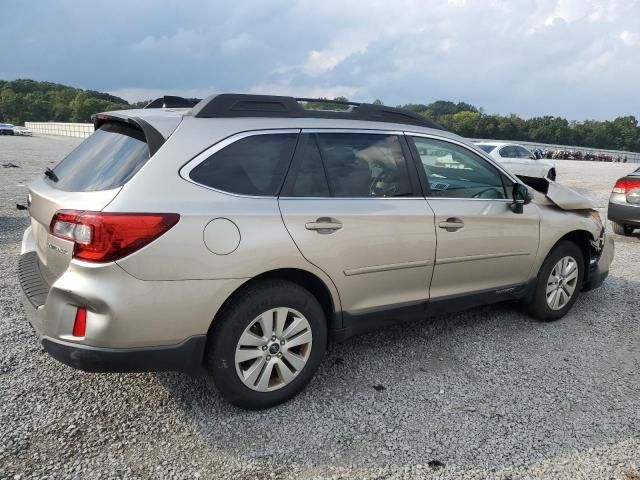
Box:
left=144, top=96, right=202, bottom=109
left=190, top=94, right=444, bottom=130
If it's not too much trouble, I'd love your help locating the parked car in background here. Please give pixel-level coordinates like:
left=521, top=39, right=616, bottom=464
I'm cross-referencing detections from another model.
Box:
left=608, top=166, right=640, bottom=236
left=13, top=126, right=33, bottom=136
left=0, top=123, right=16, bottom=135
left=19, top=94, right=613, bottom=409
left=475, top=142, right=557, bottom=180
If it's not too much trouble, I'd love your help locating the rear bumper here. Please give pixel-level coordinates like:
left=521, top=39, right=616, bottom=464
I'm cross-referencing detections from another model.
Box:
left=17, top=241, right=244, bottom=373
left=41, top=335, right=206, bottom=373
left=18, top=252, right=208, bottom=373
left=582, top=233, right=614, bottom=292
left=607, top=201, right=640, bottom=227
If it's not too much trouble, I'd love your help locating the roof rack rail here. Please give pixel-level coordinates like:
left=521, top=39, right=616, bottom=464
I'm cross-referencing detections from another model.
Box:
left=190, top=94, right=443, bottom=130
left=144, top=96, right=202, bottom=109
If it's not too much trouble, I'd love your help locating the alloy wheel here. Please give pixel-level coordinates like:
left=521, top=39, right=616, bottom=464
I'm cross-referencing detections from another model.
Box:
left=234, top=307, right=313, bottom=392
left=546, top=256, right=579, bottom=310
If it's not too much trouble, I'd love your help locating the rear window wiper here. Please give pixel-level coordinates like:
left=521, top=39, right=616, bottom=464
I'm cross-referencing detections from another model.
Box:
left=44, top=167, right=58, bottom=182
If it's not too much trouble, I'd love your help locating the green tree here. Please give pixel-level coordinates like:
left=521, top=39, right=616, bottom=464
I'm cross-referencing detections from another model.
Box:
left=0, top=88, right=25, bottom=124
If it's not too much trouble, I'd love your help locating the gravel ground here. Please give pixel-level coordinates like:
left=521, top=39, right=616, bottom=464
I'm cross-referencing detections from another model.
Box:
left=1, top=136, right=639, bottom=480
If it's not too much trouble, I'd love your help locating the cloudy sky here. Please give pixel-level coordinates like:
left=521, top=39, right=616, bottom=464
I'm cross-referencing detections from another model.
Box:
left=1, top=0, right=639, bottom=120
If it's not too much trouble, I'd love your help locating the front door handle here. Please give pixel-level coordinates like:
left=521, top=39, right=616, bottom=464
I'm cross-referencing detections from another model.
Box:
left=438, top=218, right=464, bottom=232
left=305, top=217, right=343, bottom=234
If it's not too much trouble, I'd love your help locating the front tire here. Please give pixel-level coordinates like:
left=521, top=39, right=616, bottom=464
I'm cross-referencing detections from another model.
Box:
left=612, top=222, right=635, bottom=236
left=523, top=241, right=584, bottom=322
left=206, top=279, right=327, bottom=409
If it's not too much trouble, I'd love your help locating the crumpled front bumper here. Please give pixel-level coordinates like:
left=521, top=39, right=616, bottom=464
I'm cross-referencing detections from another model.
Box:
left=582, top=233, right=614, bottom=291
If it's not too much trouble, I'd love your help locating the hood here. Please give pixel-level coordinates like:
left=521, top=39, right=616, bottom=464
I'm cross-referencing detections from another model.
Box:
left=520, top=176, right=596, bottom=210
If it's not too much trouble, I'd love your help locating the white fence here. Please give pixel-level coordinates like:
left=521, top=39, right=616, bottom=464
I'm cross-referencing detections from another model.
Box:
left=25, top=122, right=94, bottom=138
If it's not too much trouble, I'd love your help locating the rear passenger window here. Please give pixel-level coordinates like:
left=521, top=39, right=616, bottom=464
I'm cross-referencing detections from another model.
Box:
left=516, top=146, right=534, bottom=158
left=313, top=133, right=413, bottom=197
left=289, top=135, right=330, bottom=197
left=500, top=146, right=516, bottom=158
left=190, top=133, right=298, bottom=196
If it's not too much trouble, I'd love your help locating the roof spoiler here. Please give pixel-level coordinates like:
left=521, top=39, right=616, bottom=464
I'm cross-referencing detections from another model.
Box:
left=189, top=94, right=444, bottom=130
left=144, top=96, right=201, bottom=109
left=91, top=113, right=166, bottom=156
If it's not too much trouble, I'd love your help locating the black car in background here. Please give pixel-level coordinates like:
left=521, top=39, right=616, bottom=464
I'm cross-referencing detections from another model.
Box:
left=608, top=166, right=640, bottom=236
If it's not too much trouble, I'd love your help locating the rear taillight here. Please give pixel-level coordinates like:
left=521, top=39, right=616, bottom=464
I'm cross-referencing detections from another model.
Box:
left=612, top=178, right=640, bottom=204
left=50, top=211, right=180, bottom=263
left=612, top=178, right=640, bottom=193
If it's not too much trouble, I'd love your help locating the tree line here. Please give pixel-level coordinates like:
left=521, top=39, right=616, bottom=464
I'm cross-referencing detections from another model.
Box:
left=398, top=100, right=640, bottom=153
left=306, top=97, right=640, bottom=153
left=1, top=79, right=639, bottom=152
left=0, top=79, right=141, bottom=125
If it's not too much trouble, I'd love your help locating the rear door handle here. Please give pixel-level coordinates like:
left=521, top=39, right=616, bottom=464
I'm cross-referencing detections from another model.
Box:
left=438, top=218, right=464, bottom=232
left=305, top=217, right=343, bottom=234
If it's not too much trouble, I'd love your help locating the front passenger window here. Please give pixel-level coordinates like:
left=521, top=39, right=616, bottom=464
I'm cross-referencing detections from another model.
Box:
left=411, top=137, right=507, bottom=199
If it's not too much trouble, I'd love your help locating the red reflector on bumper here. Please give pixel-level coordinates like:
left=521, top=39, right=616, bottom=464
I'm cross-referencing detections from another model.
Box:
left=73, top=307, right=87, bottom=337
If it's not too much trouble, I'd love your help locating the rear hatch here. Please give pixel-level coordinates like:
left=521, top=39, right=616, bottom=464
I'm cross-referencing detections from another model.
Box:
left=29, top=120, right=155, bottom=282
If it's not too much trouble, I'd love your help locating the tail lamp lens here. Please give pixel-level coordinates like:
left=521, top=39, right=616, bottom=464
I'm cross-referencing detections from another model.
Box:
left=50, top=211, right=180, bottom=263
left=612, top=178, right=640, bottom=204
left=613, top=178, right=640, bottom=193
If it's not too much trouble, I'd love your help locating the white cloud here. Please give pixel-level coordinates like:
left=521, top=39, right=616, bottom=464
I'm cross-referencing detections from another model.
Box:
left=620, top=30, right=640, bottom=47
left=3, top=0, right=640, bottom=119
left=248, top=83, right=357, bottom=100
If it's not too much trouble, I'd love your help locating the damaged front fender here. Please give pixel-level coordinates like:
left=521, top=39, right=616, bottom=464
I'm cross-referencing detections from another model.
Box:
left=518, top=175, right=597, bottom=210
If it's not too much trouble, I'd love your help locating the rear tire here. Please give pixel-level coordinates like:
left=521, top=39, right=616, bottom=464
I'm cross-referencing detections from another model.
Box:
left=523, top=240, right=584, bottom=322
left=612, top=222, right=635, bottom=236
left=206, top=279, right=327, bottom=409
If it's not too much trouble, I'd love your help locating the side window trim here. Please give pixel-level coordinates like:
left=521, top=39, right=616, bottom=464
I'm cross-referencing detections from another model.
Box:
left=179, top=129, right=301, bottom=198
left=280, top=133, right=333, bottom=197
left=311, top=133, right=335, bottom=197
left=281, top=129, right=420, bottom=199
left=405, top=132, right=518, bottom=201
left=403, top=133, right=433, bottom=198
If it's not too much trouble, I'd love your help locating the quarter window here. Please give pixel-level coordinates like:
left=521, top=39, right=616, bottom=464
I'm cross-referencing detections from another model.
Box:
left=189, top=133, right=298, bottom=196
left=411, top=137, right=508, bottom=199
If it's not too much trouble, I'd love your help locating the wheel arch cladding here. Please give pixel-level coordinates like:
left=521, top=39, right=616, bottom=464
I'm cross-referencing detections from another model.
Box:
left=207, top=268, right=339, bottom=337
left=552, top=230, right=592, bottom=276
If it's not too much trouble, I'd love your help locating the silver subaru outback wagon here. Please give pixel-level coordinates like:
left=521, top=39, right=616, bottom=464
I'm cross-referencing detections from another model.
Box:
left=18, top=94, right=614, bottom=408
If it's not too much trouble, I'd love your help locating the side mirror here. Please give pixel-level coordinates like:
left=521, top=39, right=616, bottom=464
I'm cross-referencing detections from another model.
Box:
left=511, top=183, right=531, bottom=214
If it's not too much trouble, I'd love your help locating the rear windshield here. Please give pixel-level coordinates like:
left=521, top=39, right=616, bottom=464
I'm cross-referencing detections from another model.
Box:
left=50, top=122, right=149, bottom=192
left=477, top=144, right=496, bottom=154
